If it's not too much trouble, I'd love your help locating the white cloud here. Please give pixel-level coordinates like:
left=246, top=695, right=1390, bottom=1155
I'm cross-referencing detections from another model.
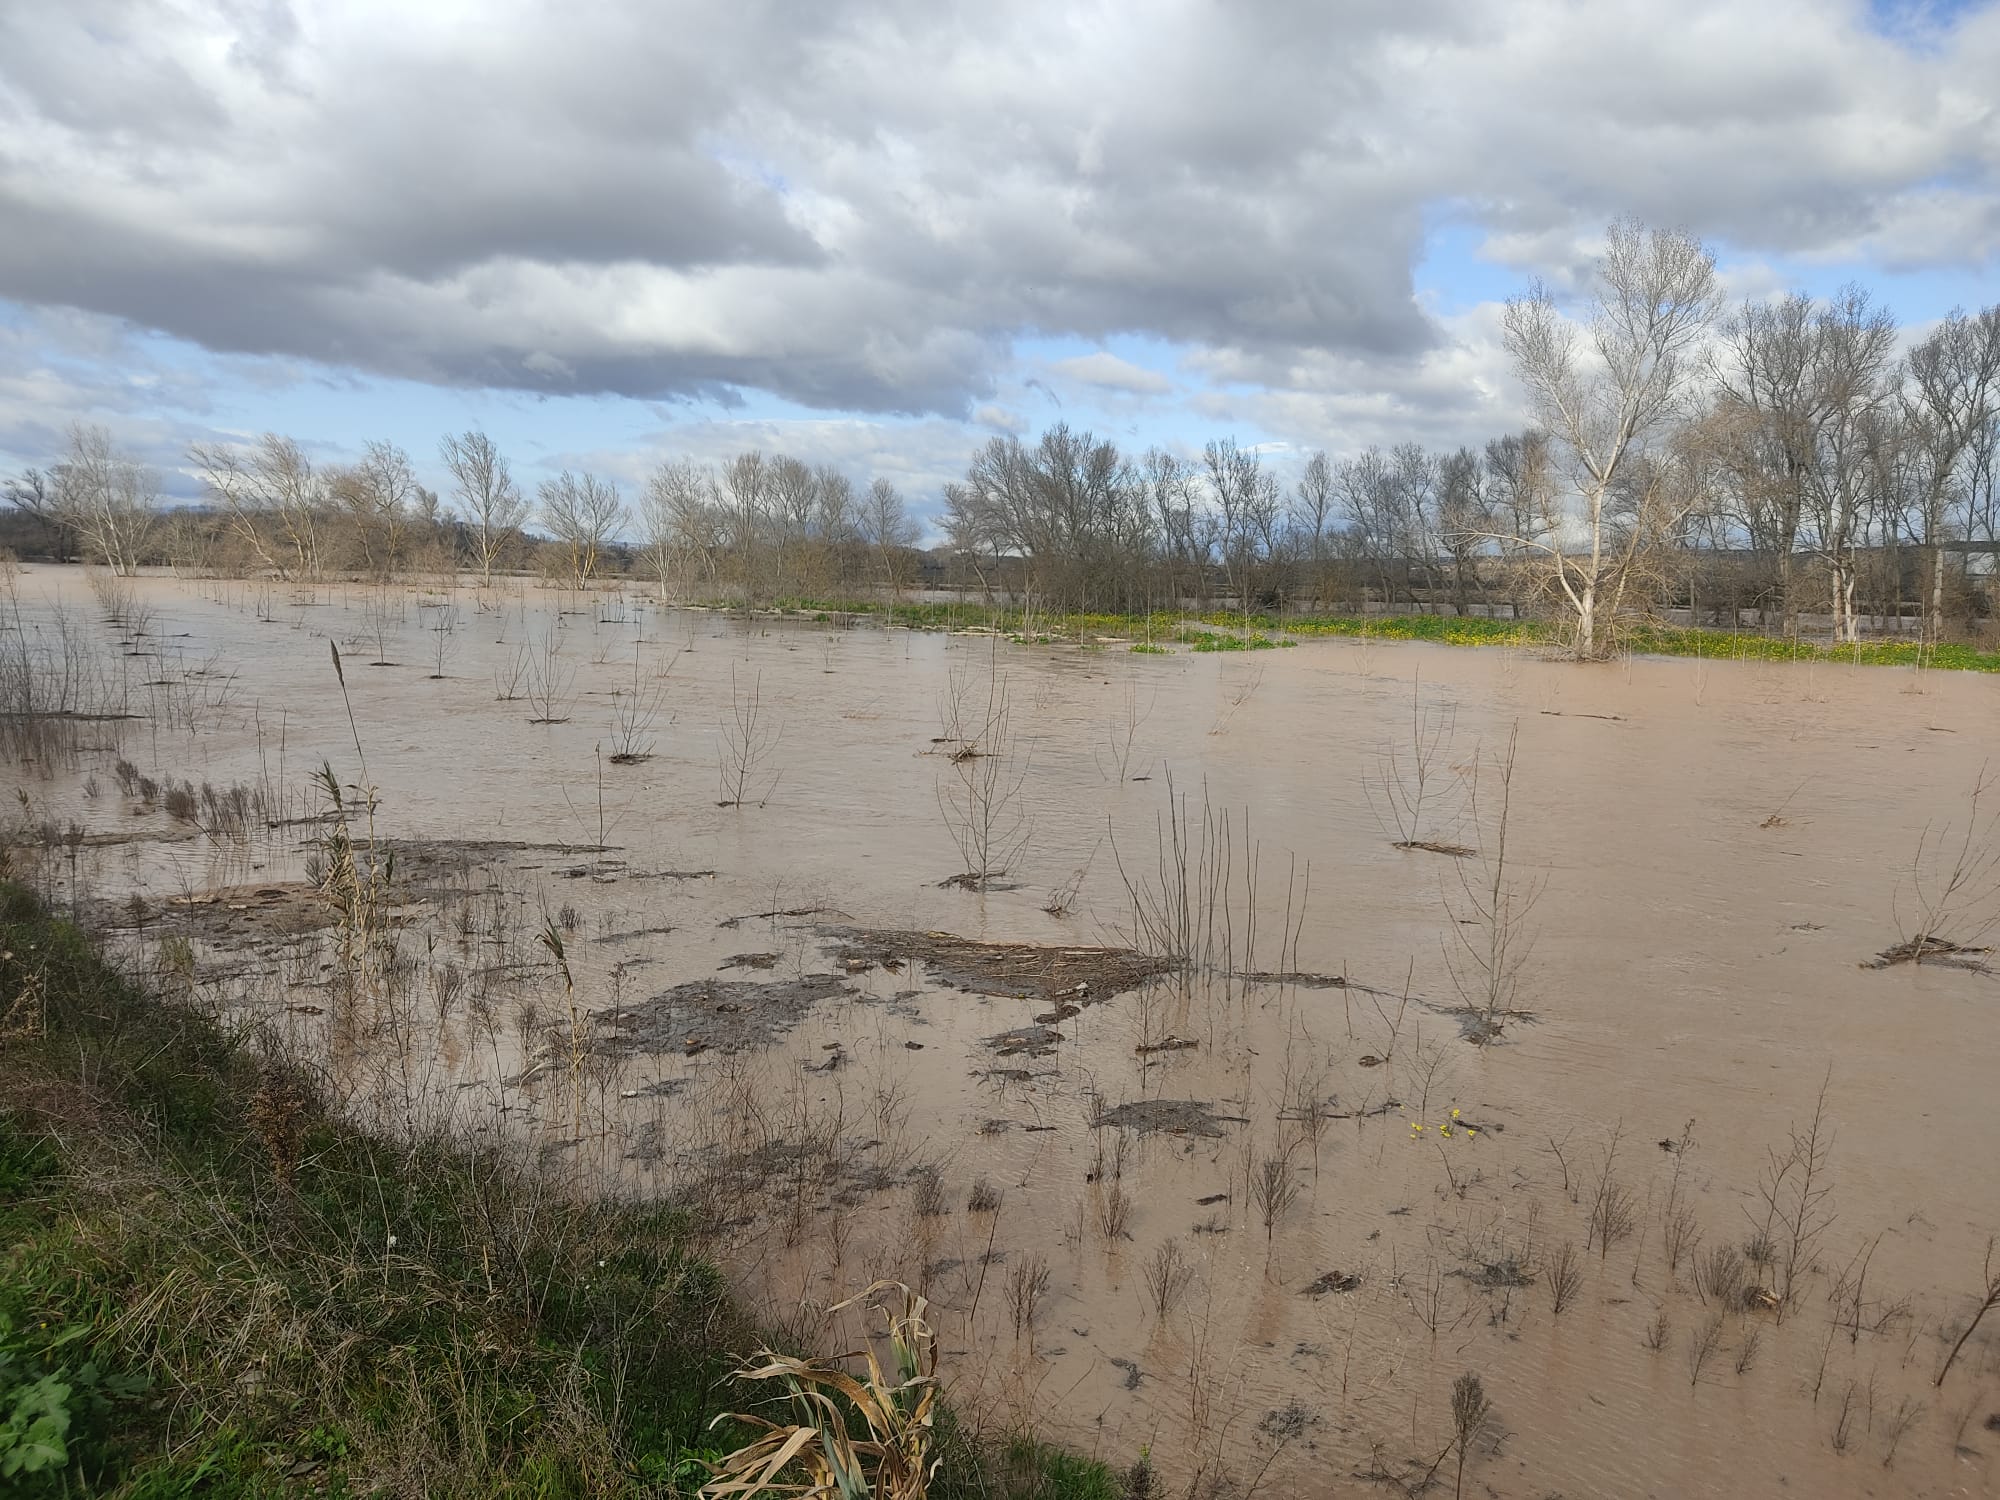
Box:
left=0, top=0, right=1996, bottom=451
left=1048, top=351, right=1171, bottom=396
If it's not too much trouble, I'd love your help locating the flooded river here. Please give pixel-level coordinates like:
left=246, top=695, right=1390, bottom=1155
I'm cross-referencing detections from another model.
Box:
left=5, top=566, right=1997, bottom=1498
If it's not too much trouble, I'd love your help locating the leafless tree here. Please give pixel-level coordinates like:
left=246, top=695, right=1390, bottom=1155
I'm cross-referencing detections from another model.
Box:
left=1501, top=218, right=1721, bottom=654
left=3, top=465, right=75, bottom=558
left=1444, top=723, right=1543, bottom=1032
left=1207, top=437, right=1279, bottom=611
left=331, top=439, right=425, bottom=579
left=1290, top=450, right=1336, bottom=609
left=439, top=430, right=527, bottom=584
left=1715, top=293, right=1819, bottom=630
left=51, top=424, right=158, bottom=576
left=936, top=662, right=1032, bottom=887
left=537, top=470, right=626, bottom=589
left=1437, top=447, right=1488, bottom=616
left=947, top=423, right=1150, bottom=613
left=1797, top=288, right=1900, bottom=641
left=717, top=666, right=781, bottom=807
left=1902, top=306, right=2000, bottom=641
left=189, top=431, right=327, bottom=580
left=1935, top=1237, right=2000, bottom=1387
left=861, top=477, right=921, bottom=601
left=767, top=454, right=819, bottom=595
left=721, top=451, right=771, bottom=601
left=1482, top=431, right=1557, bottom=618
left=640, top=456, right=720, bottom=597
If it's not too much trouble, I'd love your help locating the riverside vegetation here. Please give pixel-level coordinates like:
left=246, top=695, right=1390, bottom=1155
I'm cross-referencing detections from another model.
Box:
left=10, top=223, right=2000, bottom=662
left=0, top=882, right=1122, bottom=1498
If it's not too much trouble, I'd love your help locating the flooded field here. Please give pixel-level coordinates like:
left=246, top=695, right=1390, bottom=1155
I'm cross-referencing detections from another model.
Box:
left=5, top=565, right=1998, bottom=1498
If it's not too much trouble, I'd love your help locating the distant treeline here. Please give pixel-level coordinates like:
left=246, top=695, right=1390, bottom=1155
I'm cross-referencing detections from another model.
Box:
left=6, top=234, right=1998, bottom=648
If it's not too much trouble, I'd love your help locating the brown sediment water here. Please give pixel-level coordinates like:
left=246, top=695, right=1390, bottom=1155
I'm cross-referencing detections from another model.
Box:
left=5, top=566, right=1999, bottom=1498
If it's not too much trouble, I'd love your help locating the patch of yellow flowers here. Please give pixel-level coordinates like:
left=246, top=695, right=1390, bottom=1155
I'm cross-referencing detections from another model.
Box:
left=1410, top=1107, right=1478, bottom=1141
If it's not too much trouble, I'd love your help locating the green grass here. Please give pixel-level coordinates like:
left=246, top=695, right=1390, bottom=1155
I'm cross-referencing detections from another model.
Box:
left=721, top=594, right=2000, bottom=671
left=1218, top=610, right=2000, bottom=670
left=1171, top=627, right=1294, bottom=653
left=1616, top=622, right=2000, bottom=671
left=0, top=884, right=1125, bottom=1498
left=1247, top=612, right=1543, bottom=647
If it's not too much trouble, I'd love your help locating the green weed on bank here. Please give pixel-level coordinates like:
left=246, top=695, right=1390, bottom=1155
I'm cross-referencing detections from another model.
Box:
left=0, top=886, right=1122, bottom=1499
left=728, top=596, right=2000, bottom=671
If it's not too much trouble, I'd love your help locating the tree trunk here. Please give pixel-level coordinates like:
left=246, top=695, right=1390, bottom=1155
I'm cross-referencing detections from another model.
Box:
left=1931, top=541, right=1947, bottom=646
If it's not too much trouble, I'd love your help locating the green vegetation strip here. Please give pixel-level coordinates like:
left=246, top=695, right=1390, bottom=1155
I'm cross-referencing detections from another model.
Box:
left=1255, top=612, right=2000, bottom=670
left=0, top=884, right=1119, bottom=1498
left=743, top=596, right=2000, bottom=671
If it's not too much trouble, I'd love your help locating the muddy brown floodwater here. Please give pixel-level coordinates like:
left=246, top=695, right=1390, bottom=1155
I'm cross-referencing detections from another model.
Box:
left=7, top=567, right=1999, bottom=1498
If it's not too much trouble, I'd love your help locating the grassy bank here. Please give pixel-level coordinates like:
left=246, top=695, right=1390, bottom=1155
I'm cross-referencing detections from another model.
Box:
left=1249, top=610, right=2000, bottom=670
left=0, top=885, right=1122, bottom=1498
left=731, top=595, right=2000, bottom=671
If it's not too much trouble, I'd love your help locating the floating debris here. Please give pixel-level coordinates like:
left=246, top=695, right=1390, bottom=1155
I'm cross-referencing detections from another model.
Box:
left=826, top=927, right=1177, bottom=1003
left=1093, top=1099, right=1244, bottom=1137
left=987, top=1024, right=1065, bottom=1058
left=596, top=974, right=855, bottom=1055
left=1304, top=1270, right=1362, bottom=1296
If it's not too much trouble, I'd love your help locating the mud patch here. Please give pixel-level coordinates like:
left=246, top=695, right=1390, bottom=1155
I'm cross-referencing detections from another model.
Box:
left=1303, top=1270, right=1361, bottom=1296
left=986, top=1024, right=1065, bottom=1058
left=596, top=973, right=856, bottom=1056
left=1092, top=1098, right=1244, bottom=1137
left=102, top=882, right=339, bottom=941
left=1458, top=1257, right=1535, bottom=1289
left=826, top=927, right=1178, bottom=1003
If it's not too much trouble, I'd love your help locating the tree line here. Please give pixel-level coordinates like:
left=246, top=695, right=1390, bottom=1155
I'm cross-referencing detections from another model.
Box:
left=0, top=431, right=928, bottom=602
left=5, top=220, right=1997, bottom=649
left=936, top=223, right=1999, bottom=648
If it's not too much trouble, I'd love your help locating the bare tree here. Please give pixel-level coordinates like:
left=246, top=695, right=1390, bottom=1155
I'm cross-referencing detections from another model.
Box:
left=1798, top=289, right=1899, bottom=642
left=3, top=466, right=75, bottom=558
left=813, top=465, right=857, bottom=595
left=1145, top=447, right=1210, bottom=610
left=51, top=424, right=158, bottom=576
left=1902, top=306, right=2000, bottom=642
left=1290, top=450, right=1336, bottom=610
left=1206, top=437, right=1272, bottom=611
left=721, top=451, right=771, bottom=601
left=537, top=470, right=626, bottom=589
left=640, top=457, right=720, bottom=597
left=1715, top=293, right=1819, bottom=630
left=1339, top=446, right=1399, bottom=608
left=767, top=454, right=818, bottom=595
left=1482, top=431, right=1556, bottom=618
left=439, top=430, right=527, bottom=584
left=936, top=664, right=1033, bottom=887
left=331, top=439, right=424, bottom=579
left=189, top=432, right=327, bottom=580
left=861, top=477, right=921, bottom=601
left=949, top=424, right=1148, bottom=612
left=1437, top=447, right=1488, bottom=616
left=1501, top=218, right=1721, bottom=655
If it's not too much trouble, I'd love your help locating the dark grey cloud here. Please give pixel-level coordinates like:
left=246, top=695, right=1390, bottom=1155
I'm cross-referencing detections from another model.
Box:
left=1, top=0, right=1996, bottom=420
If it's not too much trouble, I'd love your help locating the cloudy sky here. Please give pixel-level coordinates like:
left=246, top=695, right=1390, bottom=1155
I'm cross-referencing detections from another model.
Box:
left=2, top=0, right=1997, bottom=531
